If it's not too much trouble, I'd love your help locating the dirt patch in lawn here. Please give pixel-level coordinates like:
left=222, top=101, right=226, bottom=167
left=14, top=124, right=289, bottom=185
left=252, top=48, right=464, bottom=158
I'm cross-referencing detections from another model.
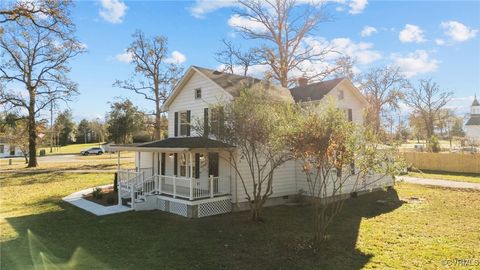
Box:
left=83, top=186, right=118, bottom=206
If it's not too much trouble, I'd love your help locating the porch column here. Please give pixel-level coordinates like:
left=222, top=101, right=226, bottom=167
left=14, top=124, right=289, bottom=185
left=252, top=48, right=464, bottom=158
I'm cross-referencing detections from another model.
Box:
left=189, top=152, right=193, bottom=200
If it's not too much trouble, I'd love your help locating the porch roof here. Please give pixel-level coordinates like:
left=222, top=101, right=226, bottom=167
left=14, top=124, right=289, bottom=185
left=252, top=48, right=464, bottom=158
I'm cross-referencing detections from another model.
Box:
left=111, top=137, right=234, bottom=151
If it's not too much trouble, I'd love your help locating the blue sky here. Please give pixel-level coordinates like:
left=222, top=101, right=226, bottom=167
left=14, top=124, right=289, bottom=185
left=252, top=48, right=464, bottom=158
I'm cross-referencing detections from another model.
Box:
left=59, top=0, right=480, bottom=121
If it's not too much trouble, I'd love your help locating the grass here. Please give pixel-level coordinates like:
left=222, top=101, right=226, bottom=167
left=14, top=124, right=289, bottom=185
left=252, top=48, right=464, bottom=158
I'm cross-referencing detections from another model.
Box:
left=1, top=172, right=479, bottom=269
left=408, top=171, right=480, bottom=184
left=0, top=152, right=135, bottom=172
left=37, top=143, right=104, bottom=156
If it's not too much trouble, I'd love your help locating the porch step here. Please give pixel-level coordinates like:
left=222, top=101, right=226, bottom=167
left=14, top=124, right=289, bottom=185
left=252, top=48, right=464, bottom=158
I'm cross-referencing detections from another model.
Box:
left=126, top=198, right=145, bottom=207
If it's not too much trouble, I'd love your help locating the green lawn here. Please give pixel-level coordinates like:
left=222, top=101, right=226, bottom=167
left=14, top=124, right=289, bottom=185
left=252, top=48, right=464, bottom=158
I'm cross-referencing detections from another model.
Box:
left=0, top=152, right=135, bottom=171
left=37, top=143, right=104, bottom=156
left=1, top=172, right=479, bottom=269
left=408, top=171, right=480, bottom=184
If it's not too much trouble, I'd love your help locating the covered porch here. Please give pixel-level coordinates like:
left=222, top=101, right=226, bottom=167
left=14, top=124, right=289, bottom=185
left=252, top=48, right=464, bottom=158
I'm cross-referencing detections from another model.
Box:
left=112, top=137, right=235, bottom=209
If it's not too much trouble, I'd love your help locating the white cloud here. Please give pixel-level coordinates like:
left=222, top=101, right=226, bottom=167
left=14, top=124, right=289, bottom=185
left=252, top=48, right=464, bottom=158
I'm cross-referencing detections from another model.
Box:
left=391, top=50, right=439, bottom=78
left=189, top=0, right=236, bottom=19
left=328, top=37, right=382, bottom=65
left=115, top=50, right=132, bottom=63
left=348, top=0, right=368, bottom=14
left=228, top=14, right=267, bottom=32
left=99, top=0, right=127, bottom=24
left=440, top=20, right=478, bottom=42
left=399, top=24, right=426, bottom=43
left=115, top=50, right=187, bottom=65
left=190, top=0, right=365, bottom=18
left=435, top=39, right=445, bottom=45
left=165, top=51, right=187, bottom=64
left=360, top=26, right=377, bottom=37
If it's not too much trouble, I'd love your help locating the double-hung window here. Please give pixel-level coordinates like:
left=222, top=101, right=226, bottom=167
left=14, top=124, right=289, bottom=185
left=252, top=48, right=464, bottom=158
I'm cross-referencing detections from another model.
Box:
left=180, top=111, right=189, bottom=136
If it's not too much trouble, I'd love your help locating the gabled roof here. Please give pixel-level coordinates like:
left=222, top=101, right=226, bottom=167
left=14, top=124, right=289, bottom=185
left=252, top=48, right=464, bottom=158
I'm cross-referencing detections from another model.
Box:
left=193, top=66, right=260, bottom=97
left=163, top=66, right=293, bottom=110
left=466, top=115, right=480, bottom=126
left=289, top=77, right=345, bottom=102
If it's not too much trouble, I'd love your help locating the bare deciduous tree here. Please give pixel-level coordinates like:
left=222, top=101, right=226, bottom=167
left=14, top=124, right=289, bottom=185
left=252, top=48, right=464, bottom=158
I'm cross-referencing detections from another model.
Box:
left=334, top=56, right=357, bottom=82
left=360, top=66, right=409, bottom=135
left=215, top=39, right=261, bottom=76
left=114, top=31, right=183, bottom=140
left=404, top=79, right=453, bottom=150
left=0, top=0, right=73, bottom=36
left=233, top=0, right=337, bottom=87
left=0, top=1, right=84, bottom=167
left=194, top=85, right=296, bottom=221
left=286, top=101, right=403, bottom=245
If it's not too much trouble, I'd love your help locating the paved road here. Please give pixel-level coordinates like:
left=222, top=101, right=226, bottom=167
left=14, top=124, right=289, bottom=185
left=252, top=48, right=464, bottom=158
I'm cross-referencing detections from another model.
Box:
left=399, top=176, right=480, bottom=190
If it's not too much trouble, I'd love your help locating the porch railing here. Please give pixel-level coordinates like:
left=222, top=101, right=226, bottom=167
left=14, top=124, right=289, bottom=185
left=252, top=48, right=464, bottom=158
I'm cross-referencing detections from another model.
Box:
left=117, top=168, right=229, bottom=204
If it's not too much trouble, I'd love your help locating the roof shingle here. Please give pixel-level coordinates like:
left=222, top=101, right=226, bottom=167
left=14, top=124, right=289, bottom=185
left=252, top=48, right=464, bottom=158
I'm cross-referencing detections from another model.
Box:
left=289, top=77, right=345, bottom=102
left=466, top=115, right=480, bottom=126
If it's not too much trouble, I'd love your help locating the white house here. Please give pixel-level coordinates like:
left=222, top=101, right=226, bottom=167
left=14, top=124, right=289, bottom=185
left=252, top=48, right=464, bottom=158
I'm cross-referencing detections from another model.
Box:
left=465, top=95, right=480, bottom=145
left=112, top=66, right=394, bottom=218
left=0, top=138, right=23, bottom=158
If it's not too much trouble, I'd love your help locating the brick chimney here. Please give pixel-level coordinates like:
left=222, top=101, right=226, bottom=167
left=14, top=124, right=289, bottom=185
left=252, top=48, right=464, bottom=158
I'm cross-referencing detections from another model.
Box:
left=297, top=77, right=308, bottom=87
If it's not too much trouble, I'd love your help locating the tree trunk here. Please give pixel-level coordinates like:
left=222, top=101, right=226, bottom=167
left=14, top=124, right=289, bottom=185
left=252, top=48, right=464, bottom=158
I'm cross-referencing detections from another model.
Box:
left=155, top=108, right=161, bottom=140
left=27, top=89, right=38, bottom=168
left=153, top=78, right=162, bottom=140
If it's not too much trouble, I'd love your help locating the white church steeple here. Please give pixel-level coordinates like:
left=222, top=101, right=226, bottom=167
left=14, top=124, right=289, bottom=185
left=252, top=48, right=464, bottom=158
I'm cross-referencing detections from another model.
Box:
left=471, top=94, right=480, bottom=115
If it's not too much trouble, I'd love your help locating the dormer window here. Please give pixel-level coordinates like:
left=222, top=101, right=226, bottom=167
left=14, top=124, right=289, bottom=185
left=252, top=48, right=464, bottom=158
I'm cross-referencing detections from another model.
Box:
left=338, top=89, right=344, bottom=100
left=195, top=88, right=202, bottom=99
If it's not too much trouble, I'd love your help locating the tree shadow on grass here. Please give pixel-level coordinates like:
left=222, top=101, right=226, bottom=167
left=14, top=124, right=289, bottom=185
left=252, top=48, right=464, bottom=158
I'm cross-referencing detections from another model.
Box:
left=2, top=189, right=403, bottom=270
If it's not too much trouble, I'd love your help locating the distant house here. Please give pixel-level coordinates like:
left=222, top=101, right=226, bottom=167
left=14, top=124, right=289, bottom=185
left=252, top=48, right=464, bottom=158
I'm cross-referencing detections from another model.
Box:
left=0, top=138, right=23, bottom=158
left=111, top=66, right=393, bottom=218
left=465, top=95, right=480, bottom=145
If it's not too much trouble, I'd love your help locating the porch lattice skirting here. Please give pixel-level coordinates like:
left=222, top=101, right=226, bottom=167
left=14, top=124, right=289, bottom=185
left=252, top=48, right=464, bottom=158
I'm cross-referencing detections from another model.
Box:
left=169, top=201, right=188, bottom=216
left=135, top=195, right=232, bottom=218
left=198, top=198, right=232, bottom=218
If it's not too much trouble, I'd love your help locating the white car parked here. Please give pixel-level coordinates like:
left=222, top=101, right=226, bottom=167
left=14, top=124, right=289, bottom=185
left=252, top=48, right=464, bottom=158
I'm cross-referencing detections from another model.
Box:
left=80, top=147, right=104, bottom=156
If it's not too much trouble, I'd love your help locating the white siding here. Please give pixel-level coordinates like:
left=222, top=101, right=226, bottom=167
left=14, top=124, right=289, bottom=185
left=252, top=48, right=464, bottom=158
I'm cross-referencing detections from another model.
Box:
left=0, top=144, right=23, bottom=158
left=167, top=71, right=233, bottom=138
left=466, top=125, right=480, bottom=144
left=233, top=155, right=297, bottom=203
left=325, top=81, right=365, bottom=125
left=295, top=160, right=394, bottom=196
left=136, top=152, right=154, bottom=170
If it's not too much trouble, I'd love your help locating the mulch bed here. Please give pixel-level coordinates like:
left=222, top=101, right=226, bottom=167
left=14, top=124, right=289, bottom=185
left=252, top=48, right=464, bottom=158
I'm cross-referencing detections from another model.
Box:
left=83, top=186, right=118, bottom=206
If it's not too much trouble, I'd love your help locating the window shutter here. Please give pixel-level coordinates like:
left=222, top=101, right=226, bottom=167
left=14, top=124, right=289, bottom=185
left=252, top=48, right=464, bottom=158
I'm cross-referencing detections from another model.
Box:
left=186, top=110, right=191, bottom=136
left=173, top=153, right=178, bottom=176
left=195, top=153, right=200, bottom=179
left=174, top=112, right=178, bottom=137
left=161, top=153, right=166, bottom=175
left=203, top=108, right=209, bottom=137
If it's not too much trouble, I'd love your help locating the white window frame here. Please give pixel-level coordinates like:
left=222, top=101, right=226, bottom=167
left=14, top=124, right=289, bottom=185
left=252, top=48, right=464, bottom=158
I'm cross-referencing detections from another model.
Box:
left=195, top=88, right=202, bottom=99
left=179, top=111, right=189, bottom=136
